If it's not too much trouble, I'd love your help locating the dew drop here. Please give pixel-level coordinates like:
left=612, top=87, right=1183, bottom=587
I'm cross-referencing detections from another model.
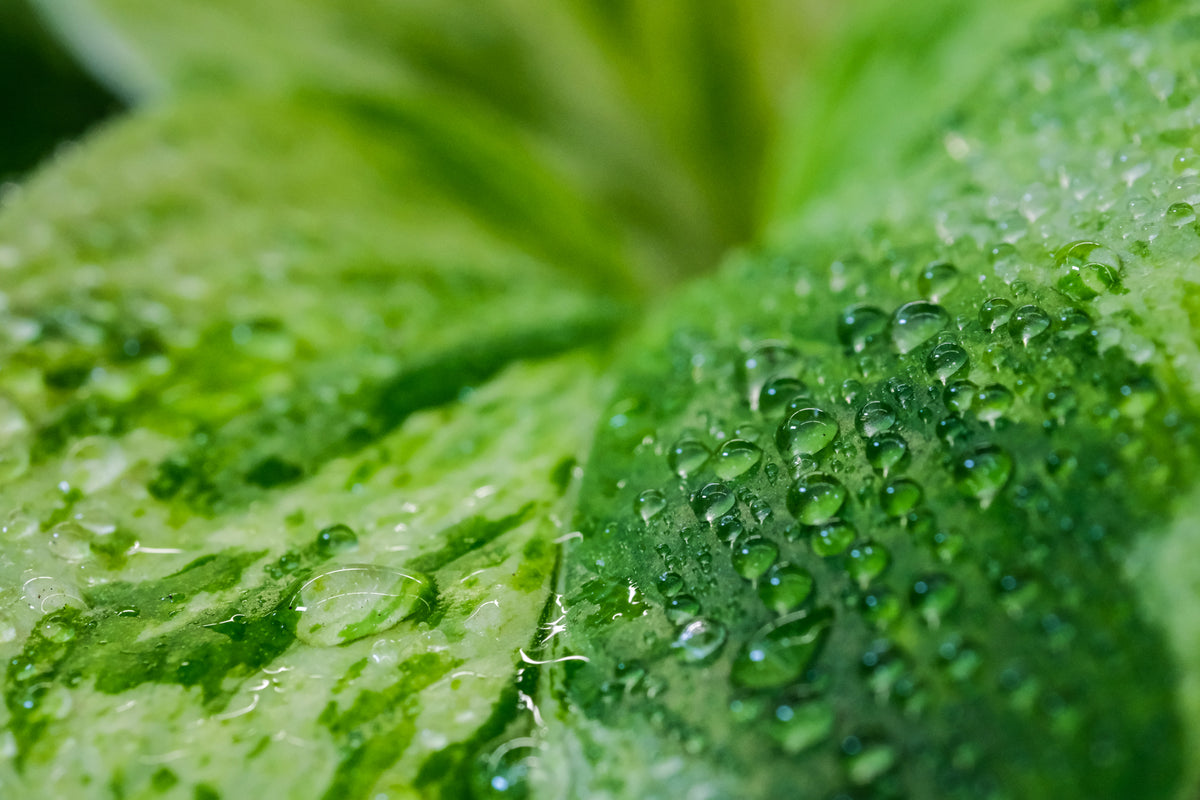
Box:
left=714, top=439, right=763, bottom=481
left=974, top=384, right=1014, bottom=426
left=1058, top=263, right=1120, bottom=301
left=744, top=341, right=803, bottom=411
left=768, top=701, right=834, bottom=754
left=837, top=305, right=889, bottom=352
left=811, top=519, right=856, bottom=557
left=665, top=594, right=701, bottom=624
left=1009, top=304, right=1051, bottom=345
left=861, top=590, right=902, bottom=628
left=845, top=742, right=898, bottom=785
left=635, top=489, right=668, bottom=522
left=855, top=400, right=896, bottom=438
left=776, top=408, right=839, bottom=459
left=315, top=523, right=359, bottom=556
left=787, top=473, right=848, bottom=525
left=46, top=521, right=94, bottom=563
left=846, top=544, right=890, bottom=587
left=911, top=575, right=961, bottom=627
left=758, top=377, right=809, bottom=418
left=889, top=301, right=950, bottom=354
left=943, top=380, right=977, bottom=414
left=865, top=433, right=909, bottom=477
left=657, top=572, right=684, bottom=598
left=691, top=482, right=735, bottom=523
left=917, top=261, right=960, bottom=301
left=292, top=564, right=435, bottom=647
left=730, top=608, right=832, bottom=690
left=880, top=479, right=923, bottom=518
left=925, top=342, right=969, bottom=384
left=955, top=445, right=1013, bottom=507
left=758, top=563, right=815, bottom=613
left=1166, top=202, right=1196, bottom=226
left=979, top=297, right=1015, bottom=333
left=732, top=536, right=779, bottom=581
left=674, top=618, right=727, bottom=662
left=668, top=436, right=710, bottom=478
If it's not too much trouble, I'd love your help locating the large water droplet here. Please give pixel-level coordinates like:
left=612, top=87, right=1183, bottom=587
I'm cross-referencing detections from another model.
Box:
left=855, top=400, right=896, bottom=438
left=955, top=445, right=1013, bottom=507
left=292, top=564, right=435, bottom=646
left=714, top=439, right=763, bottom=481
left=730, top=609, right=832, bottom=690
left=943, top=380, right=977, bottom=414
left=1010, top=304, right=1051, bottom=345
left=769, top=701, right=835, bottom=754
left=758, top=377, right=809, bottom=418
left=315, top=524, right=359, bottom=556
left=917, top=261, right=960, bottom=301
left=732, top=536, right=779, bottom=580
left=674, top=618, right=727, bottom=662
left=691, top=482, right=735, bottom=523
left=776, top=408, right=839, bottom=459
left=635, top=489, right=668, bottom=522
left=865, top=433, right=909, bottom=477
left=744, top=342, right=803, bottom=411
left=890, top=301, right=949, bottom=354
left=880, top=479, right=923, bottom=518
left=925, top=342, right=969, bottom=384
left=846, top=543, right=890, bottom=587
left=758, top=563, right=815, bottom=613
left=911, top=575, right=961, bottom=627
left=979, top=297, right=1015, bottom=333
left=974, top=384, right=1014, bottom=426
left=811, top=519, right=856, bottom=556
left=837, top=305, right=888, bottom=352
left=787, top=473, right=847, bottom=525
left=668, top=436, right=710, bottom=478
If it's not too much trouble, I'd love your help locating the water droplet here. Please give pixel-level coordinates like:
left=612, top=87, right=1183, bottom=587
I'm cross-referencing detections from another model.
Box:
left=787, top=473, right=847, bottom=525
left=917, top=261, right=960, bottom=301
left=758, top=563, right=815, bottom=613
left=714, top=439, right=763, bottom=481
left=666, top=594, right=701, bottom=624
left=855, top=401, right=896, bottom=438
left=955, top=445, right=1013, bottom=507
left=674, top=618, right=727, bottom=662
left=880, top=479, right=923, bottom=518
left=865, top=433, right=909, bottom=477
left=292, top=564, right=435, bottom=646
left=943, top=380, right=977, bottom=414
left=911, top=575, right=961, bottom=627
left=769, top=701, right=834, bottom=754
left=776, top=408, right=839, bottom=459
left=758, top=377, right=809, bottom=418
left=1058, top=263, right=1120, bottom=301
left=925, top=342, right=969, bottom=384
left=635, top=489, right=668, bottom=522
left=846, top=544, right=889, bottom=587
left=1010, top=304, right=1051, bottom=345
left=861, top=590, right=902, bottom=628
left=1043, top=387, right=1078, bottom=425
left=974, top=384, right=1014, bottom=426
left=811, top=519, right=856, bottom=556
left=47, top=522, right=94, bottom=563
left=691, top=483, right=735, bottom=523
left=473, top=738, right=538, bottom=797
left=668, top=437, right=710, bottom=478
left=1166, top=202, right=1196, bottom=226
left=730, top=609, right=832, bottom=689
left=315, top=524, right=358, bottom=556
left=990, top=243, right=1022, bottom=282
left=744, top=342, right=803, bottom=411
left=979, top=298, right=1014, bottom=333
left=1118, top=377, right=1159, bottom=418
left=890, top=301, right=949, bottom=354
left=837, top=305, right=888, bottom=352
left=657, top=572, right=684, bottom=598
left=62, top=436, right=127, bottom=494
left=732, top=536, right=779, bottom=580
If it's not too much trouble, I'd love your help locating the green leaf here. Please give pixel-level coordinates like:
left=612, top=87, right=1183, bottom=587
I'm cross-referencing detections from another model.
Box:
left=544, top=3, right=1200, bottom=798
